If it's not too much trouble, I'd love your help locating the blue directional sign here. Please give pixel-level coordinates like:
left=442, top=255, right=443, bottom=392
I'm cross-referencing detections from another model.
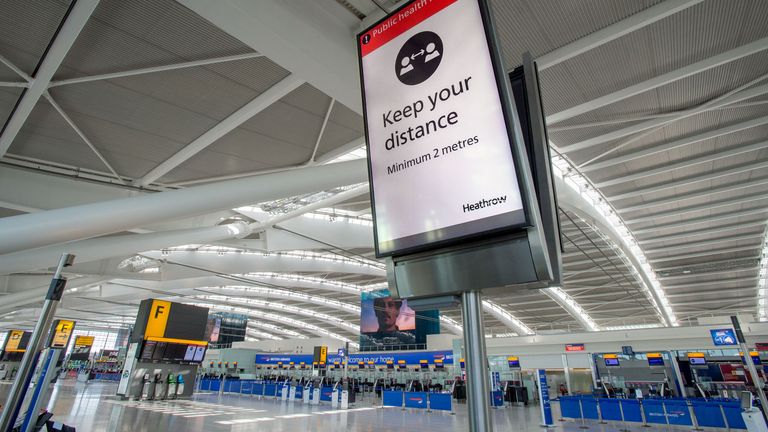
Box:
left=537, top=369, right=553, bottom=426
left=710, top=328, right=738, bottom=346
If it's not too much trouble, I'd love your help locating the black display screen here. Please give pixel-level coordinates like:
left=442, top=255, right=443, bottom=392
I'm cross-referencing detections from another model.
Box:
left=151, top=342, right=167, bottom=362
left=648, top=357, right=664, bottom=366
left=140, top=341, right=157, bottom=361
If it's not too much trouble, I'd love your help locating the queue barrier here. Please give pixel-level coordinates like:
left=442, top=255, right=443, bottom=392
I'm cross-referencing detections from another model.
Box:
left=382, top=390, right=453, bottom=412
left=199, top=379, right=287, bottom=398
left=558, top=396, right=747, bottom=429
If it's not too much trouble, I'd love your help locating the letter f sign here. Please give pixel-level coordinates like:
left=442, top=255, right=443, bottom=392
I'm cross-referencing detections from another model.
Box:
left=154, top=305, right=165, bottom=319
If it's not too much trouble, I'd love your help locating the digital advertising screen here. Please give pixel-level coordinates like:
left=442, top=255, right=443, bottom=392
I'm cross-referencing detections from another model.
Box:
left=359, top=289, right=417, bottom=349
left=689, top=357, right=707, bottom=365
left=604, top=358, right=620, bottom=367
left=206, top=317, right=222, bottom=343
left=647, top=357, right=664, bottom=367
left=358, top=0, right=528, bottom=257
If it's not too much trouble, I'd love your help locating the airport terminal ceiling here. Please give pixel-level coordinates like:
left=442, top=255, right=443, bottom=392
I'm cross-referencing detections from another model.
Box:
left=0, top=0, right=767, bottom=343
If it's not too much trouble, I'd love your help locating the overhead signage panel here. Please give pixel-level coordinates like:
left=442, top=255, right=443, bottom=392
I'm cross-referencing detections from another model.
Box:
left=255, top=350, right=454, bottom=366
left=358, top=0, right=528, bottom=257
left=5, top=330, right=27, bottom=352
left=565, top=344, right=585, bottom=352
left=50, top=320, right=75, bottom=349
left=710, top=328, right=738, bottom=346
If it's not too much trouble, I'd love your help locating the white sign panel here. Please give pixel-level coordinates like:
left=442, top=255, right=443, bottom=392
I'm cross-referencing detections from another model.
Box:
left=359, top=0, right=527, bottom=256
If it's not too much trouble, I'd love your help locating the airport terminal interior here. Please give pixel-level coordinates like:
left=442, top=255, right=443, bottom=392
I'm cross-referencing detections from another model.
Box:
left=1, top=0, right=768, bottom=431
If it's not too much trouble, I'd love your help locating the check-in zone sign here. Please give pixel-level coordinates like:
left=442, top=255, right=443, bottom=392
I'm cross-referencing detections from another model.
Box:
left=359, top=0, right=526, bottom=256
left=51, top=320, right=75, bottom=348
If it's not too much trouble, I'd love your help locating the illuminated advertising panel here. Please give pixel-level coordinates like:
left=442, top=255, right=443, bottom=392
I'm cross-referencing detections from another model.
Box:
left=358, top=0, right=528, bottom=256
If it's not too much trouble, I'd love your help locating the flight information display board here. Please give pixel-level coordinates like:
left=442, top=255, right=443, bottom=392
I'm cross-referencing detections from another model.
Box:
left=4, top=330, right=30, bottom=352
left=70, top=335, right=95, bottom=361
left=132, top=299, right=209, bottom=344
left=358, top=0, right=529, bottom=257
left=647, top=353, right=664, bottom=367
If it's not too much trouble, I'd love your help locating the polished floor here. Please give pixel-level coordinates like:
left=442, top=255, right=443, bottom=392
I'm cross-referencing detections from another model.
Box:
left=1, top=381, right=692, bottom=431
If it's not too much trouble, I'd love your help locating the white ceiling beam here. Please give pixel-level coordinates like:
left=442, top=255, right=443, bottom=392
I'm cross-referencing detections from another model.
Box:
left=309, top=98, right=334, bottom=163
left=42, top=92, right=125, bottom=184
left=177, top=0, right=362, bottom=114
left=546, top=36, right=768, bottom=124
left=136, top=74, right=304, bottom=186
left=648, top=246, right=761, bottom=263
left=0, top=158, right=367, bottom=255
left=536, top=0, right=703, bottom=70
left=197, top=295, right=359, bottom=334
left=48, top=52, right=263, bottom=87
left=608, top=159, right=768, bottom=201
left=567, top=82, right=768, bottom=155
left=0, top=82, right=27, bottom=88
left=618, top=177, right=768, bottom=213
left=632, top=207, right=768, bottom=234
left=540, top=287, right=600, bottom=331
left=194, top=301, right=357, bottom=346
left=645, top=234, right=761, bottom=253
left=639, top=220, right=767, bottom=244
left=482, top=300, right=533, bottom=335
left=0, top=55, right=32, bottom=82
left=556, top=175, right=673, bottom=325
left=583, top=115, right=768, bottom=173
left=0, top=0, right=100, bottom=156
left=626, top=191, right=768, bottom=224
left=663, top=277, right=758, bottom=291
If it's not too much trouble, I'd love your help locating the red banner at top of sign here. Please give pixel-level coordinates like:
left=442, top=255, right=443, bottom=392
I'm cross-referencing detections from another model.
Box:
left=565, top=344, right=585, bottom=352
left=359, top=0, right=457, bottom=57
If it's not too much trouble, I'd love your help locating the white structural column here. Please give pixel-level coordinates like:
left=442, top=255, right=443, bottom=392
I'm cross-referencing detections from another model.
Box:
left=177, top=0, right=361, bottom=113
left=48, top=53, right=263, bottom=87
left=546, top=36, right=768, bottom=125
left=136, top=74, right=304, bottom=186
left=0, top=0, right=100, bottom=156
left=0, top=223, right=248, bottom=275
left=0, top=184, right=369, bottom=274
left=0, top=158, right=368, bottom=255
left=536, top=0, right=703, bottom=70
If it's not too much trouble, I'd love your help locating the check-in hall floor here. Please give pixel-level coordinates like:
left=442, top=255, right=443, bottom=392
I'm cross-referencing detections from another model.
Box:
left=1, top=381, right=694, bottom=432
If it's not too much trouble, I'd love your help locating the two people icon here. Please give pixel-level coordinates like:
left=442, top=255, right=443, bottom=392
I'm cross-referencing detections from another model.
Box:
left=395, top=31, right=444, bottom=86
left=399, top=42, right=441, bottom=76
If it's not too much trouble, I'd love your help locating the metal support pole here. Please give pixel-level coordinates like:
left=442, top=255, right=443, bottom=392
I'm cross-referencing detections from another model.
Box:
left=461, top=290, right=493, bottom=432
left=0, top=253, right=74, bottom=431
left=731, top=315, right=768, bottom=415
